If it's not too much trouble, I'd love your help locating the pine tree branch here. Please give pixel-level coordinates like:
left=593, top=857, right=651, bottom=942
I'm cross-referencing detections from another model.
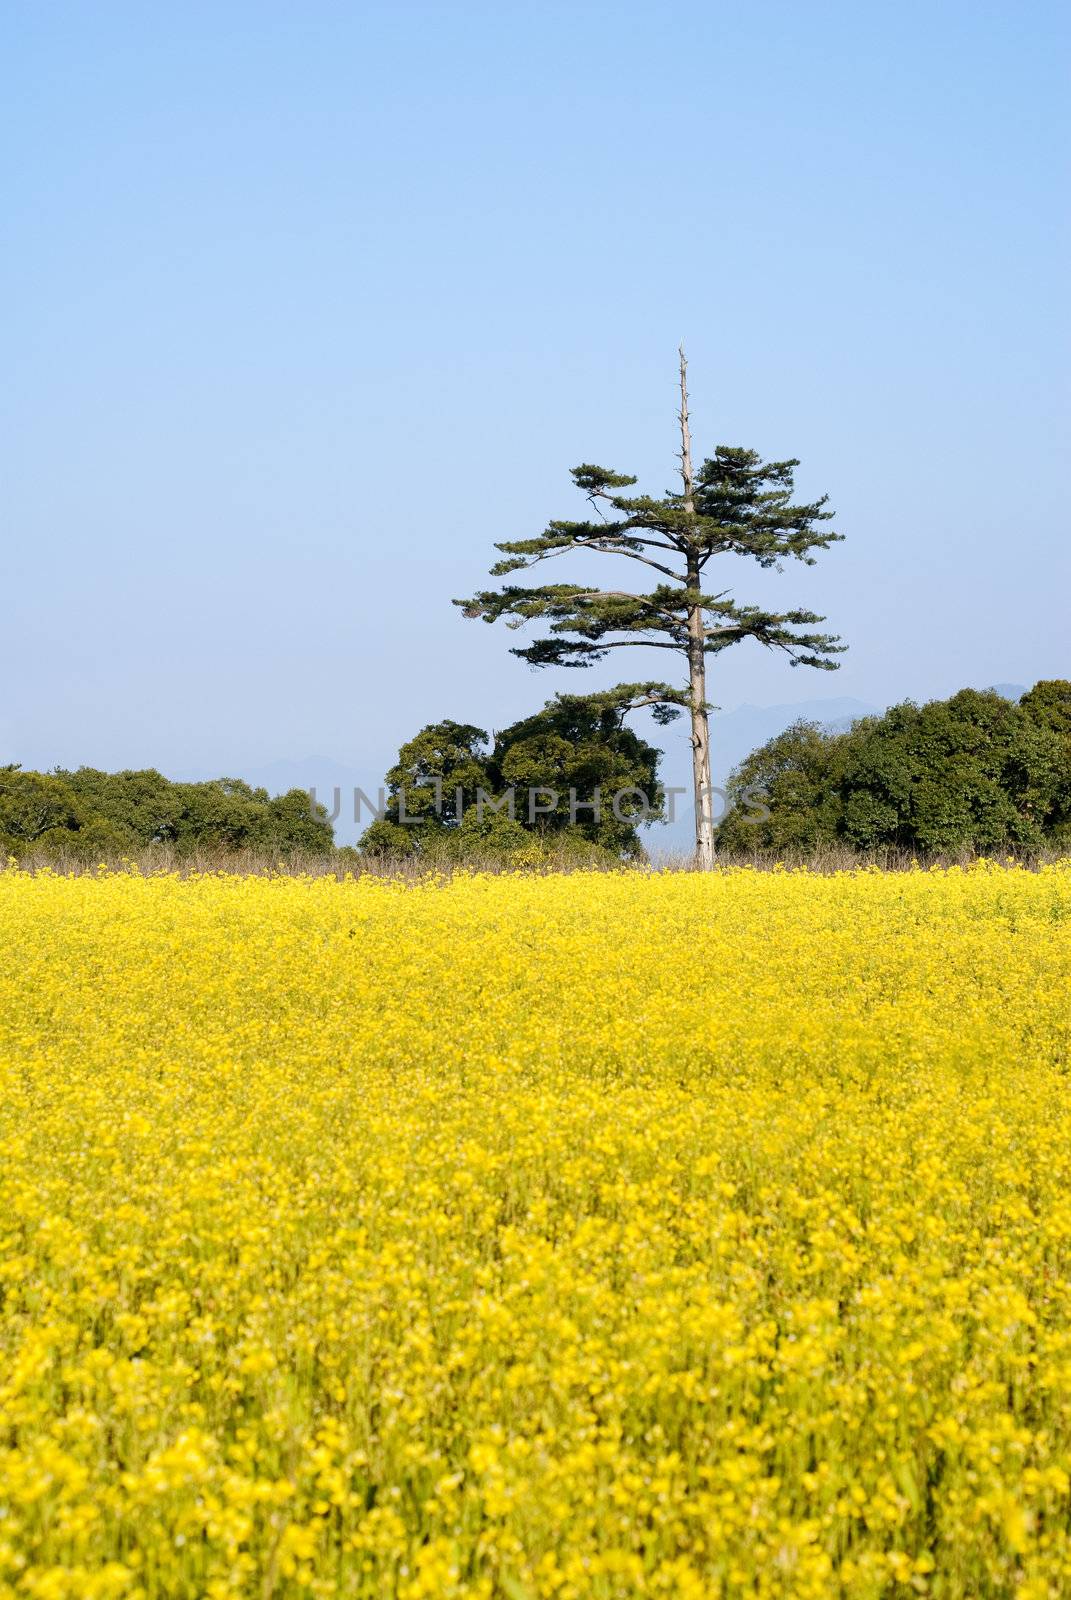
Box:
left=492, top=538, right=681, bottom=581
left=510, top=637, right=682, bottom=667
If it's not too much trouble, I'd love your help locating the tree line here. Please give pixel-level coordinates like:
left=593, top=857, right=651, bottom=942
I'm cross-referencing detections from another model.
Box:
left=715, top=680, right=1071, bottom=856
left=0, top=767, right=334, bottom=861
left=6, top=681, right=1068, bottom=864
left=359, top=680, right=1071, bottom=862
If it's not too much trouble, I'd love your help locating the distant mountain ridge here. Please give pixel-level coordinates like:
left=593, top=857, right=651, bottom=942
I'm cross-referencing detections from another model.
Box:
left=708, top=697, right=881, bottom=778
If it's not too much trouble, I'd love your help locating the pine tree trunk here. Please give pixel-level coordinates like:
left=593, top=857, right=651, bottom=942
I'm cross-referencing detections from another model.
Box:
left=687, top=558, right=716, bottom=871
left=679, top=347, right=715, bottom=871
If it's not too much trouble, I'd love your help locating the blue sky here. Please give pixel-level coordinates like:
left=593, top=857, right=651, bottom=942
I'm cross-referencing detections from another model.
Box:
left=3, top=1, right=1068, bottom=792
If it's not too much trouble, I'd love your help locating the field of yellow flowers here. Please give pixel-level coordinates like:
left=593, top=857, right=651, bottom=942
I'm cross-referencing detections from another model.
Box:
left=2, top=864, right=1071, bottom=1599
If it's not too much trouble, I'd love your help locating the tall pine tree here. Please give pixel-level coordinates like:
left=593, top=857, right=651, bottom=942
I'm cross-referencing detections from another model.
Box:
left=457, top=352, right=845, bottom=867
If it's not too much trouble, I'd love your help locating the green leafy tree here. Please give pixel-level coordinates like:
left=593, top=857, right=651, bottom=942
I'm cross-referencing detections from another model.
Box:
left=361, top=685, right=677, bottom=860
left=56, top=768, right=178, bottom=848
left=716, top=685, right=1071, bottom=855
left=457, top=351, right=844, bottom=867
left=0, top=768, right=85, bottom=856
left=490, top=684, right=675, bottom=856
left=838, top=690, right=1066, bottom=852
left=1021, top=680, right=1071, bottom=743
left=714, top=720, right=854, bottom=853
left=1021, top=680, right=1071, bottom=841
left=7, top=767, right=335, bottom=859
left=255, top=788, right=339, bottom=854
left=359, top=723, right=492, bottom=858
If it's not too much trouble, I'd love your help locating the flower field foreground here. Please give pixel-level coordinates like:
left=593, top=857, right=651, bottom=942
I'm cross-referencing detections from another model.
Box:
left=2, top=866, right=1071, bottom=1600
